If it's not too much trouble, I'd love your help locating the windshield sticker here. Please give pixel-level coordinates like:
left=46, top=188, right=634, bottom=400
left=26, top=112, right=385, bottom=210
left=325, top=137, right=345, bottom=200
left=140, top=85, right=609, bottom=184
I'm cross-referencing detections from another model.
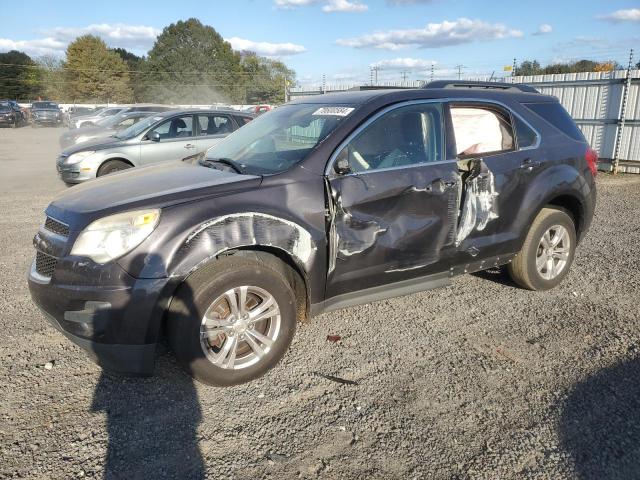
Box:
left=312, top=107, right=354, bottom=117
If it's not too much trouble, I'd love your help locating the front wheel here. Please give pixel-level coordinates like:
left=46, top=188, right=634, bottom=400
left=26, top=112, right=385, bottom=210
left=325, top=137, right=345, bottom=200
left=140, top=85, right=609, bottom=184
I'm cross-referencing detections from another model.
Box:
left=97, top=160, right=132, bottom=177
left=167, top=255, right=298, bottom=386
left=508, top=207, right=577, bottom=290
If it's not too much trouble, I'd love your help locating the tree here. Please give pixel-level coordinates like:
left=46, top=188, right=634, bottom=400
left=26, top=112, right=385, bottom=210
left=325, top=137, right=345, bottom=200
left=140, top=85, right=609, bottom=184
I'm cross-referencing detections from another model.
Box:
left=241, top=53, right=295, bottom=104
left=63, top=35, right=133, bottom=103
left=36, top=55, right=64, bottom=101
left=0, top=50, right=42, bottom=100
left=517, top=60, right=542, bottom=76
left=142, top=18, right=244, bottom=104
left=110, top=47, right=146, bottom=101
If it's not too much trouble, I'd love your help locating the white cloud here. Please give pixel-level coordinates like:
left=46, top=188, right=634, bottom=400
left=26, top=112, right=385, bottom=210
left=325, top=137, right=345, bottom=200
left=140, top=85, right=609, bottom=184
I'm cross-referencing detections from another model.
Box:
left=274, top=0, right=320, bottom=8
left=386, top=0, right=433, bottom=4
left=336, top=18, right=523, bottom=50
left=226, top=37, right=306, bottom=56
left=0, top=37, right=67, bottom=57
left=370, top=57, right=435, bottom=70
left=274, top=0, right=367, bottom=12
left=323, top=0, right=368, bottom=12
left=598, top=8, right=640, bottom=22
left=49, top=24, right=160, bottom=50
left=0, top=23, right=160, bottom=57
left=534, top=23, right=553, bottom=35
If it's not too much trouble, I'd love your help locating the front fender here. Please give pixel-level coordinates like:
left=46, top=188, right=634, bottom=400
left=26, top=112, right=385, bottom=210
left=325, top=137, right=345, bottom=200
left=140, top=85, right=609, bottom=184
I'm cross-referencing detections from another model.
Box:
left=167, top=212, right=318, bottom=278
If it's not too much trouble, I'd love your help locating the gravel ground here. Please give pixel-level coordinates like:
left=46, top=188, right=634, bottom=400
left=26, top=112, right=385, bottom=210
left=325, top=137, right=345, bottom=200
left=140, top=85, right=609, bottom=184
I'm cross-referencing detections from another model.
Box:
left=1, top=126, right=639, bottom=480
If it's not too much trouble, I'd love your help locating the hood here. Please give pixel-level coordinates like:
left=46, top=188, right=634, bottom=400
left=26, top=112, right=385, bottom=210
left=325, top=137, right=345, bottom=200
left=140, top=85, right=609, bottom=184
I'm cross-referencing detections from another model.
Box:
left=32, top=108, right=60, bottom=113
left=60, top=135, right=127, bottom=155
left=47, top=161, right=262, bottom=230
left=59, top=127, right=114, bottom=149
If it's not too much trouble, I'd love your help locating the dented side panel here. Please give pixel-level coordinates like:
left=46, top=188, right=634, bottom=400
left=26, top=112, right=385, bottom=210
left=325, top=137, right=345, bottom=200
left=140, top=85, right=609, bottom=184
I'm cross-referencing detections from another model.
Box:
left=326, top=162, right=459, bottom=298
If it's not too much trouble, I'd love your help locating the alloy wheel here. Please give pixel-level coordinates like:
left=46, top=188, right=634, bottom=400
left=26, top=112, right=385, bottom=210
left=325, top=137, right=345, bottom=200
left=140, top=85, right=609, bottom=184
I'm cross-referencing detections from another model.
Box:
left=536, top=224, right=570, bottom=280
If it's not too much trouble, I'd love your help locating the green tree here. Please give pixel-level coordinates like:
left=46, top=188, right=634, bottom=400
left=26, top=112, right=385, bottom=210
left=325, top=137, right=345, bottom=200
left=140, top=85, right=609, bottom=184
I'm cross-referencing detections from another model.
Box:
left=241, top=53, right=295, bottom=104
left=63, top=35, right=132, bottom=103
left=142, top=18, right=244, bottom=104
left=0, top=50, right=42, bottom=100
left=110, top=47, right=146, bottom=101
left=517, top=60, right=543, bottom=76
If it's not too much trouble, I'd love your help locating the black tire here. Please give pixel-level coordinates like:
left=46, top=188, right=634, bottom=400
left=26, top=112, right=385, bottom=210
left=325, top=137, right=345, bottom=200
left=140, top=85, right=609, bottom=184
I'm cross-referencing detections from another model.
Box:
left=97, top=159, right=132, bottom=177
left=167, top=254, right=298, bottom=386
left=508, top=207, right=577, bottom=291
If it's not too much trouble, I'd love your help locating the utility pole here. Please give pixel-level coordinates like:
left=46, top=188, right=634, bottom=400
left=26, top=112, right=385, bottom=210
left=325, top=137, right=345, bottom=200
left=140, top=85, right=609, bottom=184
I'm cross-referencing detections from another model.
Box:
left=370, top=66, right=379, bottom=85
left=512, top=58, right=517, bottom=77
left=401, top=70, right=408, bottom=83
left=321, top=74, right=326, bottom=94
left=612, top=48, right=634, bottom=174
left=430, top=63, right=435, bottom=82
left=456, top=64, right=464, bottom=80
left=370, top=67, right=374, bottom=86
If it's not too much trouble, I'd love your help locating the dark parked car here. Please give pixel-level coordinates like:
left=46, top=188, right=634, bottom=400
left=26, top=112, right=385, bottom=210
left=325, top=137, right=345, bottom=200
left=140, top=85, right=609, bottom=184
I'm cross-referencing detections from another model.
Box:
left=28, top=82, right=597, bottom=386
left=31, top=101, right=63, bottom=126
left=0, top=100, right=26, bottom=127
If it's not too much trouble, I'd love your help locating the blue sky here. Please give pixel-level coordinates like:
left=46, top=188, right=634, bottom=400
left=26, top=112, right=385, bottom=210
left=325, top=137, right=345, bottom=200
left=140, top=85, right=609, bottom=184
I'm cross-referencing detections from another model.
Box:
left=1, top=0, right=638, bottom=86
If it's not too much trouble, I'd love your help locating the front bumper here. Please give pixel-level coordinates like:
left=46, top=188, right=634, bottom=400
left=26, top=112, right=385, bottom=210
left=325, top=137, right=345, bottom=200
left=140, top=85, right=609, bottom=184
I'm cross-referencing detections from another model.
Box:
left=33, top=117, right=62, bottom=125
left=57, top=163, right=95, bottom=184
left=28, top=259, right=175, bottom=375
left=0, top=116, right=16, bottom=125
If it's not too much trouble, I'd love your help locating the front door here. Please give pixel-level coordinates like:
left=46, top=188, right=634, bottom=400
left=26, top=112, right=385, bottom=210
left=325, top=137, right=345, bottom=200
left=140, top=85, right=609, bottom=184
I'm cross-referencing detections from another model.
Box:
left=139, top=114, right=197, bottom=166
left=325, top=101, right=459, bottom=298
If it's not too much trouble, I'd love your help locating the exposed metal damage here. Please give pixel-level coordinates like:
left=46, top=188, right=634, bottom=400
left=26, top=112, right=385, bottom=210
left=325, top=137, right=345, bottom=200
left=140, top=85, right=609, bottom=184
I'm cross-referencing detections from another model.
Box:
left=178, top=212, right=317, bottom=274
left=455, top=159, right=499, bottom=246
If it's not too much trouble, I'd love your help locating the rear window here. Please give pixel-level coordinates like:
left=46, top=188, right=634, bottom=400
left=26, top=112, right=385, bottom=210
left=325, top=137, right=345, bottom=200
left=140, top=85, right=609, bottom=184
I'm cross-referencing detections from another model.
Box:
left=524, top=102, right=585, bottom=142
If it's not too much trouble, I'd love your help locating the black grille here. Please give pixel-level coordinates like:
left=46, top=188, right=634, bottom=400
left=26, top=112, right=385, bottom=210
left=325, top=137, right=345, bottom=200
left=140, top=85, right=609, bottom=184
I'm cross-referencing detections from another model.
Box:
left=44, top=217, right=69, bottom=236
left=35, top=251, right=57, bottom=278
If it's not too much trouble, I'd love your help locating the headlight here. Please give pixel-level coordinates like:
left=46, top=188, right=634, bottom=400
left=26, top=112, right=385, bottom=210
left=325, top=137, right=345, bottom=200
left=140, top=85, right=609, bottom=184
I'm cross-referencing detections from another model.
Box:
left=71, top=209, right=160, bottom=264
left=66, top=151, right=95, bottom=164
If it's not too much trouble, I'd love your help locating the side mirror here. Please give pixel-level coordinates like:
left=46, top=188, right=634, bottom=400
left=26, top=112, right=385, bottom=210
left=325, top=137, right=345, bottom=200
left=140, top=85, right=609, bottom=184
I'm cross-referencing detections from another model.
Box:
left=334, top=148, right=352, bottom=175
left=148, top=131, right=161, bottom=142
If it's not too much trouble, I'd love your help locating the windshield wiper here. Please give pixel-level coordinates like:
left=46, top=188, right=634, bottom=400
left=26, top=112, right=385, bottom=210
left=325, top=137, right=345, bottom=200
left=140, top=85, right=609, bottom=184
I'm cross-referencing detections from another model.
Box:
left=200, top=157, right=246, bottom=174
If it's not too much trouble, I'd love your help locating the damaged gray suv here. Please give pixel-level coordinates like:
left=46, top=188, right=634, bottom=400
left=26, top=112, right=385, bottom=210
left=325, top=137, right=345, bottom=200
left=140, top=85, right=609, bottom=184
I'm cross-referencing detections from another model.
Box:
left=29, top=81, right=597, bottom=386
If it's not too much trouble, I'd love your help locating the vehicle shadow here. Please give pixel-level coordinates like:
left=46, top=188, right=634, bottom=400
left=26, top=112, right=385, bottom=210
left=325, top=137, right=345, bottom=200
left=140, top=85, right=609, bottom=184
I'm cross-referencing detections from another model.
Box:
left=558, top=356, right=640, bottom=479
left=471, top=266, right=519, bottom=288
left=90, top=279, right=207, bottom=479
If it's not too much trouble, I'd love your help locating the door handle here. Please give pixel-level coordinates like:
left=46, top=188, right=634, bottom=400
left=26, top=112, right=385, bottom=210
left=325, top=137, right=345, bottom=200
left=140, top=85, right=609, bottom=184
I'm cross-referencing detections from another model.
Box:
left=520, top=158, right=541, bottom=171
left=409, top=185, right=432, bottom=193
left=184, top=143, right=196, bottom=150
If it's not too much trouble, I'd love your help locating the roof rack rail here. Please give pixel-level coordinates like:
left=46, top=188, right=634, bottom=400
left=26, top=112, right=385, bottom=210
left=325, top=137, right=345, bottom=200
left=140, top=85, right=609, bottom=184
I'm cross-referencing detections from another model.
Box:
left=423, top=80, right=539, bottom=94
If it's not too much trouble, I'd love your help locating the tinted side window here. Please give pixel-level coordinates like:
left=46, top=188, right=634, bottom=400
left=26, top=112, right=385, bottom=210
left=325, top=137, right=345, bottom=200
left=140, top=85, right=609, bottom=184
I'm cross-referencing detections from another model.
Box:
left=197, top=115, right=232, bottom=136
left=344, top=103, right=443, bottom=174
left=451, top=106, right=514, bottom=156
left=514, top=116, right=538, bottom=148
left=524, top=102, right=585, bottom=142
left=151, top=115, right=193, bottom=139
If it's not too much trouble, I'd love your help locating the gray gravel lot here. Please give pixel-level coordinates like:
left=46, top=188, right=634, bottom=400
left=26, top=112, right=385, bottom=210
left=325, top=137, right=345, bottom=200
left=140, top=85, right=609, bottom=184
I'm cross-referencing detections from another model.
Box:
left=1, top=126, right=640, bottom=480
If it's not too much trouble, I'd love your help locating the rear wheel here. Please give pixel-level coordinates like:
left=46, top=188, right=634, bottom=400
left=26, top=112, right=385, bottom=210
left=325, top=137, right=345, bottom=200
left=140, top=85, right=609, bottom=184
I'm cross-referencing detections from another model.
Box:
left=508, top=207, right=577, bottom=290
left=97, top=160, right=132, bottom=177
left=167, top=255, right=298, bottom=386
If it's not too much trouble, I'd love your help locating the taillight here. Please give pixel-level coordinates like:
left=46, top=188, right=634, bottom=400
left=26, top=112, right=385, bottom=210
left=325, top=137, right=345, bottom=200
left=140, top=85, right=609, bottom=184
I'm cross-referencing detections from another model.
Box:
left=585, top=147, right=598, bottom=176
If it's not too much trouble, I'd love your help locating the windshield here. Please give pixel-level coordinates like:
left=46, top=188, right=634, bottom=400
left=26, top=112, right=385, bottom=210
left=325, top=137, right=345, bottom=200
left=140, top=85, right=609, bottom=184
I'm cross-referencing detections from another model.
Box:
left=115, top=115, right=164, bottom=140
left=32, top=102, right=58, bottom=109
left=204, top=104, right=353, bottom=174
left=95, top=112, right=130, bottom=127
left=0, top=105, right=10, bottom=112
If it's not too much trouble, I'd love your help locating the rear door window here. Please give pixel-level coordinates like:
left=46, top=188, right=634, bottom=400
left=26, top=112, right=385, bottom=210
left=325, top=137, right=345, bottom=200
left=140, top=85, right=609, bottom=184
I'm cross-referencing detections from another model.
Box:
left=197, top=115, right=233, bottom=136
left=451, top=105, right=514, bottom=157
left=151, top=115, right=194, bottom=140
left=523, top=102, right=585, bottom=142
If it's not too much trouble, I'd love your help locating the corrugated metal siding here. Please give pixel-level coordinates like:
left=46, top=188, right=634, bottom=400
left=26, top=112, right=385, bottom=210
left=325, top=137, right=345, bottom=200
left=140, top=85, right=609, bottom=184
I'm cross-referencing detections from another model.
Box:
left=515, top=70, right=639, bottom=161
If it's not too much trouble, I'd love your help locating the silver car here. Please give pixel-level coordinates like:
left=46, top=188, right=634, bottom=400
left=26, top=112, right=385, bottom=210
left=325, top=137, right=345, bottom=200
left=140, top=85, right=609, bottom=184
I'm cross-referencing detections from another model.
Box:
left=57, top=109, right=254, bottom=184
left=70, top=104, right=172, bottom=129
left=59, top=111, right=155, bottom=149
